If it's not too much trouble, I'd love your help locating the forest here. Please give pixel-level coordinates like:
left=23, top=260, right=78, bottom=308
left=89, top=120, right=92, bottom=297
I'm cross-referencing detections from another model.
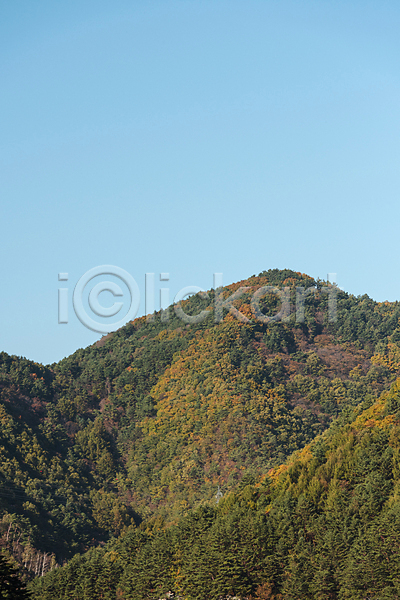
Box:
left=1, top=269, right=400, bottom=598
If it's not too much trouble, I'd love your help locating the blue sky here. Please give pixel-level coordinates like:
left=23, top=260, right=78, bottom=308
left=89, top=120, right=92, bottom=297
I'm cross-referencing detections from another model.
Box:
left=1, top=0, right=400, bottom=365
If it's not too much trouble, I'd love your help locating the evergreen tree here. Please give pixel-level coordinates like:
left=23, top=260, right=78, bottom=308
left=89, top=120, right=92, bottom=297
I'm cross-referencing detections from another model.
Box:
left=0, top=553, right=31, bottom=599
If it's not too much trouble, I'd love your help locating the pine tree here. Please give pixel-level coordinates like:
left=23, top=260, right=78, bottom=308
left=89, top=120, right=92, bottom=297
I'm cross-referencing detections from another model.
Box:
left=0, top=553, right=31, bottom=599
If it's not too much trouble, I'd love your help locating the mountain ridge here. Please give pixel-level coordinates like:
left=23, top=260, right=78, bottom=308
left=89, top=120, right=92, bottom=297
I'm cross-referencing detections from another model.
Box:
left=1, top=268, right=400, bottom=595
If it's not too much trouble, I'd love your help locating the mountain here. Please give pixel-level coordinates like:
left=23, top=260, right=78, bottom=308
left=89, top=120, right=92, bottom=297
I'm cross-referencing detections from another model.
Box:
left=1, top=268, right=400, bottom=594
left=30, top=377, right=400, bottom=599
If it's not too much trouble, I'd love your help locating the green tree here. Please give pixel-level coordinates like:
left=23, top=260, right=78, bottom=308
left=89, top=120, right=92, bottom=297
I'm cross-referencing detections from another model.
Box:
left=0, top=553, right=31, bottom=599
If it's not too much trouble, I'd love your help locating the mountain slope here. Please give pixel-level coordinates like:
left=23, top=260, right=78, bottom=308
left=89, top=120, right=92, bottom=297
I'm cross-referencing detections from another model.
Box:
left=56, top=269, right=399, bottom=519
left=30, top=377, right=400, bottom=599
left=1, top=269, right=400, bottom=577
left=28, top=380, right=400, bottom=600
left=0, top=353, right=137, bottom=568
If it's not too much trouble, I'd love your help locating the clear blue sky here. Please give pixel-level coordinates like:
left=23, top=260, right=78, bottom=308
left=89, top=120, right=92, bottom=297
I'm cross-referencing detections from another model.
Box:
left=1, top=0, right=400, bottom=365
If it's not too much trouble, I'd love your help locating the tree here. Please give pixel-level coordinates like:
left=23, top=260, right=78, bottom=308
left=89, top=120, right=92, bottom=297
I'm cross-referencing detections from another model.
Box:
left=0, top=553, right=31, bottom=599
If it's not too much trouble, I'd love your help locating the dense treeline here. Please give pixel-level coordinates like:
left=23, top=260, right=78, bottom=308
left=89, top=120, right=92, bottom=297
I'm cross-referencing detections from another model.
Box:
left=0, top=357, right=137, bottom=561
left=0, top=551, right=31, bottom=599
left=2, top=269, right=400, bottom=594
left=30, top=379, right=400, bottom=599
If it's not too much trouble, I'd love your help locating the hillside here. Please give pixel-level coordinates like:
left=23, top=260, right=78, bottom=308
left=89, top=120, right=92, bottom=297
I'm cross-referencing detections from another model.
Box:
left=30, top=374, right=400, bottom=599
left=1, top=269, right=400, bottom=589
left=47, top=269, right=400, bottom=520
